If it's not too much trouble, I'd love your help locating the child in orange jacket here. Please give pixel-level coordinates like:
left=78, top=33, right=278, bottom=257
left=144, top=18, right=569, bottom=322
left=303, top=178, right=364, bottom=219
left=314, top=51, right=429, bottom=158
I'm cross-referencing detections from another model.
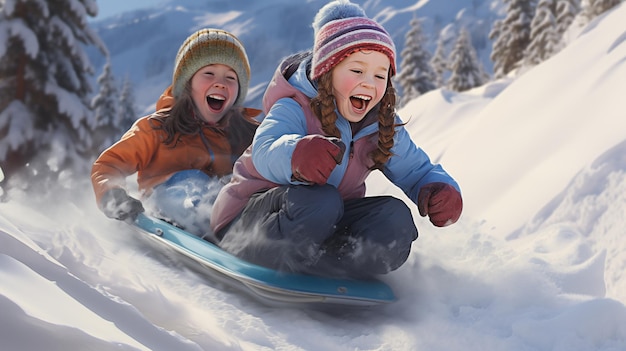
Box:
left=91, top=29, right=259, bottom=239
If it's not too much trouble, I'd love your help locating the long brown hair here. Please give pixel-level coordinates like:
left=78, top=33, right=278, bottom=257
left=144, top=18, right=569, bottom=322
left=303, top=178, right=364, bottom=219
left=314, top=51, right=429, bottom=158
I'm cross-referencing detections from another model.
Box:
left=310, top=71, right=398, bottom=170
left=148, top=82, right=258, bottom=157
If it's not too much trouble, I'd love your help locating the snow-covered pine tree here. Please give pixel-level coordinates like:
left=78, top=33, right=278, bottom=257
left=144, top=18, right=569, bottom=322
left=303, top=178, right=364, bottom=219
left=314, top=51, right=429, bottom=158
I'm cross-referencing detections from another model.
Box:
left=447, top=28, right=485, bottom=92
left=0, top=0, right=106, bottom=188
left=555, top=0, right=581, bottom=40
left=489, top=0, right=537, bottom=78
left=585, top=0, right=622, bottom=18
left=525, top=0, right=559, bottom=67
left=430, top=36, right=448, bottom=88
left=395, top=17, right=436, bottom=106
left=91, top=61, right=119, bottom=154
left=118, top=75, right=138, bottom=135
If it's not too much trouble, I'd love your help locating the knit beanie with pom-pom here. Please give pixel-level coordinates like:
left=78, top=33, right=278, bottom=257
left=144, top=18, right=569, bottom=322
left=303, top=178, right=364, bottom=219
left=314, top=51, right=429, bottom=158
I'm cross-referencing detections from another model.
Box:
left=172, top=28, right=250, bottom=106
left=310, top=0, right=396, bottom=81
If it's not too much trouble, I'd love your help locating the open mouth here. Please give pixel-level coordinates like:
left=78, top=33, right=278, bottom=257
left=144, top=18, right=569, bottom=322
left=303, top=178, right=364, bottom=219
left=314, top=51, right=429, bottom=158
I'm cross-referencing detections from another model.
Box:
left=206, top=94, right=226, bottom=112
left=350, top=95, right=371, bottom=113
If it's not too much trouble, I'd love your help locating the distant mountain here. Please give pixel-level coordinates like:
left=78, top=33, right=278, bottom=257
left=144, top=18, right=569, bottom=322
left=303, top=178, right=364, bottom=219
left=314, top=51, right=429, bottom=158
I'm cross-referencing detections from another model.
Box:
left=89, top=0, right=503, bottom=113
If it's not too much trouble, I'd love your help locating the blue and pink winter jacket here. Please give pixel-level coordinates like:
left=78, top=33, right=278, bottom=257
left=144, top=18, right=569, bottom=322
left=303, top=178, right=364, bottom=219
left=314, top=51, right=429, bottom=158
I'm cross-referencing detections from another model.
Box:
left=210, top=54, right=460, bottom=234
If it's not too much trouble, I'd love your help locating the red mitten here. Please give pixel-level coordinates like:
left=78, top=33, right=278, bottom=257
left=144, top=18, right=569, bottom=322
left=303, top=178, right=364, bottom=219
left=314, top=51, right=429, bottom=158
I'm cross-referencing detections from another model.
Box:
left=291, top=135, right=345, bottom=184
left=417, top=182, right=463, bottom=227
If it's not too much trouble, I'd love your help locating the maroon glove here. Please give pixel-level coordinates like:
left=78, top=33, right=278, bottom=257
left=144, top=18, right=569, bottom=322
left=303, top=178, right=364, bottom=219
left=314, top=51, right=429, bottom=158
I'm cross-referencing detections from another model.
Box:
left=291, top=135, right=346, bottom=184
left=417, top=182, right=462, bottom=227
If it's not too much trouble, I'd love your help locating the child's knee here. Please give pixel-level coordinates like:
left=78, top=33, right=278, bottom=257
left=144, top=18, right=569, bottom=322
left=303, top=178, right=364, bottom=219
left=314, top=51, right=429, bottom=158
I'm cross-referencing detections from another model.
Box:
left=390, top=198, right=418, bottom=240
left=285, top=184, right=343, bottom=222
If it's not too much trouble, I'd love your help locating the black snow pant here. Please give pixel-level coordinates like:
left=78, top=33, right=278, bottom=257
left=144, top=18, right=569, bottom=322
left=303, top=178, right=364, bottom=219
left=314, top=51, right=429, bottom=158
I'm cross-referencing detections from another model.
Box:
left=217, top=184, right=418, bottom=278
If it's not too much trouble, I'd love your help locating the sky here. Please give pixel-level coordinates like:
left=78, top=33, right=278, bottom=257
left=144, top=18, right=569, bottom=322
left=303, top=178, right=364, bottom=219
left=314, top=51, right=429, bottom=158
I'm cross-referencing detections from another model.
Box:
left=1, top=2, right=626, bottom=351
left=94, top=0, right=160, bottom=20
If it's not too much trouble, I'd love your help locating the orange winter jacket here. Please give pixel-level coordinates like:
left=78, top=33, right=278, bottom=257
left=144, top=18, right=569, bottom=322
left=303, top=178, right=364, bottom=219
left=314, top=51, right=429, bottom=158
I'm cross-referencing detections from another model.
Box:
left=91, top=86, right=260, bottom=206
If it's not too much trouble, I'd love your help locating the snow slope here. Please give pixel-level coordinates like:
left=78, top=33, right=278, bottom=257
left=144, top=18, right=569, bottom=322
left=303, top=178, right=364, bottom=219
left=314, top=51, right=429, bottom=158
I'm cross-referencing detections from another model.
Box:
left=1, top=2, right=626, bottom=351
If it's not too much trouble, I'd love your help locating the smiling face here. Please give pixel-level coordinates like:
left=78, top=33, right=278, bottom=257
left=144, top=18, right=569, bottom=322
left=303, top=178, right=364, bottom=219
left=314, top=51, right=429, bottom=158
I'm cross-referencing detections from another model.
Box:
left=330, top=50, right=390, bottom=123
left=190, top=64, right=239, bottom=124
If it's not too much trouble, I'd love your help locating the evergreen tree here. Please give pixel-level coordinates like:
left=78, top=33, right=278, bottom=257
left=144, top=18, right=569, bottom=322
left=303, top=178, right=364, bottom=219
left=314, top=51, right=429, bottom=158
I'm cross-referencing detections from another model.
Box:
left=0, top=0, right=105, bottom=188
left=586, top=0, right=622, bottom=18
left=396, top=17, right=436, bottom=106
left=489, top=0, right=537, bottom=78
left=555, top=0, right=581, bottom=39
left=119, top=75, right=138, bottom=134
left=430, top=36, right=449, bottom=88
left=447, top=28, right=485, bottom=92
left=525, top=0, right=559, bottom=66
left=91, top=61, right=119, bottom=154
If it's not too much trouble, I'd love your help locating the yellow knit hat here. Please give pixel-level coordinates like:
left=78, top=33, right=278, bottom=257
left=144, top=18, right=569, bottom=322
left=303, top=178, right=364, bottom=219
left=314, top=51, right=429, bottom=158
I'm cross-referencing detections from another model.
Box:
left=172, top=29, right=250, bottom=106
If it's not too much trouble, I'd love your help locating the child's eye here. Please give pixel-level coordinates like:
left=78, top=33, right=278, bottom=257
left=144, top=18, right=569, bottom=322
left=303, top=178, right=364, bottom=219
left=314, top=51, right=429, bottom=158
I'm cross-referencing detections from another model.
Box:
left=227, top=75, right=237, bottom=81
left=376, top=74, right=387, bottom=80
left=350, top=69, right=362, bottom=74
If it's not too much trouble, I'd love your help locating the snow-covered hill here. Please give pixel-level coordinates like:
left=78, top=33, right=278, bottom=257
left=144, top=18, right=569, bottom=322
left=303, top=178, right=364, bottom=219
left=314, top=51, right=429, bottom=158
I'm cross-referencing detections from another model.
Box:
left=2, top=2, right=626, bottom=350
left=88, top=0, right=502, bottom=113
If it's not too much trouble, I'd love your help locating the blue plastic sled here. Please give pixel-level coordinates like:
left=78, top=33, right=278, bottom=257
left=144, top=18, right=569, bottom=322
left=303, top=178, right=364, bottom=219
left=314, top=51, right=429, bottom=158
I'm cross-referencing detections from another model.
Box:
left=133, top=213, right=396, bottom=306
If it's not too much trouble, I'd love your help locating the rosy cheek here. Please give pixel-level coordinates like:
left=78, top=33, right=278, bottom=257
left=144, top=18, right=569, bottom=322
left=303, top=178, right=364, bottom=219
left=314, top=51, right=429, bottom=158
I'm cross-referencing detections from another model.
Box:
left=376, top=82, right=387, bottom=100
left=335, top=79, right=354, bottom=98
left=344, top=75, right=359, bottom=88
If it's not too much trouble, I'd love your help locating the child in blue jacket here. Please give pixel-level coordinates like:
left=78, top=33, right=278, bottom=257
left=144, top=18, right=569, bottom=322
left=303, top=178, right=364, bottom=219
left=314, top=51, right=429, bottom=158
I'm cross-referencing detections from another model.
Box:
left=211, top=0, right=463, bottom=277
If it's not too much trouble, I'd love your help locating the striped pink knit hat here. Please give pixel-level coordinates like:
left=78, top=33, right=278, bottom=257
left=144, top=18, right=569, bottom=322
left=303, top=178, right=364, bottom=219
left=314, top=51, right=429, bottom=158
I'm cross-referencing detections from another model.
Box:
left=310, top=0, right=396, bottom=81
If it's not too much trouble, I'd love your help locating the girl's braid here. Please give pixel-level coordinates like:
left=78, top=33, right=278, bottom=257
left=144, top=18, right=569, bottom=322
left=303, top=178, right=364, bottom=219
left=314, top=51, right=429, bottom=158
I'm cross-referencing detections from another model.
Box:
left=310, top=73, right=341, bottom=138
left=370, top=79, right=397, bottom=170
